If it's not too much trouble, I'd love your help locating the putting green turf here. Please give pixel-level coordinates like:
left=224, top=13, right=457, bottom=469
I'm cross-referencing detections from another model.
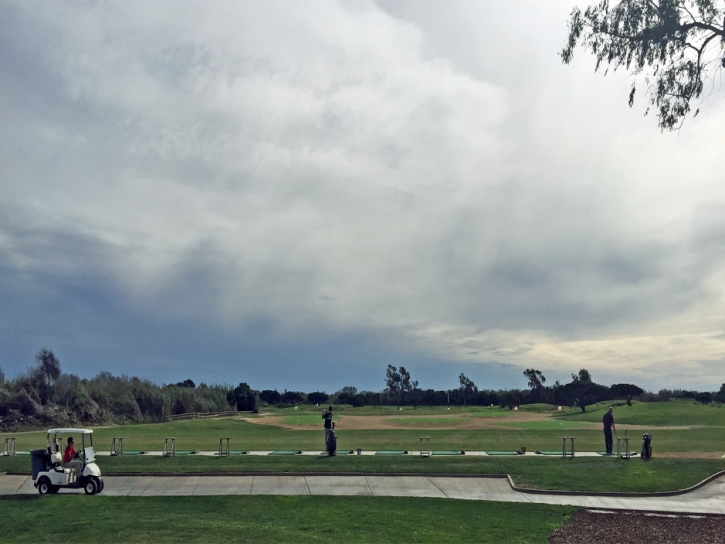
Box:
left=0, top=495, right=576, bottom=543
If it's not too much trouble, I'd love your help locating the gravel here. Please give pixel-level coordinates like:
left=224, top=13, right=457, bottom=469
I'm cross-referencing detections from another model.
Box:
left=548, top=509, right=725, bottom=544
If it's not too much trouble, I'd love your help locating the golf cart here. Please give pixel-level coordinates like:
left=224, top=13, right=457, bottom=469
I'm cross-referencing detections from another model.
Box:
left=31, top=428, right=104, bottom=495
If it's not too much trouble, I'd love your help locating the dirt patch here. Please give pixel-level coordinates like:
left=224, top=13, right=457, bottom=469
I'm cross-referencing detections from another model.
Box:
left=549, top=509, right=725, bottom=543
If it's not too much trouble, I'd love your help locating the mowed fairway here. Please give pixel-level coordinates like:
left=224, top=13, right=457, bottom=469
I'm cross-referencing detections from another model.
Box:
left=2, top=401, right=722, bottom=454
left=1, top=401, right=723, bottom=494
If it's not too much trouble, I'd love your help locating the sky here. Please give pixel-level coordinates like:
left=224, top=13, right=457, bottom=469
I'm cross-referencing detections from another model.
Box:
left=1, top=1, right=724, bottom=393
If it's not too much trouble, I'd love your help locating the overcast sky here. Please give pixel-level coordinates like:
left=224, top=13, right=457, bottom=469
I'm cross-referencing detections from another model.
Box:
left=1, top=1, right=724, bottom=393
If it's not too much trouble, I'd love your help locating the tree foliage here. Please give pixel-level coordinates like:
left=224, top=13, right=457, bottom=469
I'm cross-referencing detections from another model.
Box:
left=458, top=373, right=478, bottom=406
left=227, top=383, right=259, bottom=413
left=307, top=391, right=329, bottom=405
left=385, top=365, right=414, bottom=406
left=562, top=0, right=725, bottom=130
left=523, top=369, right=547, bottom=390
left=259, top=389, right=281, bottom=405
left=610, top=383, right=645, bottom=405
left=33, top=349, right=61, bottom=405
left=558, top=369, right=607, bottom=411
left=715, top=383, right=725, bottom=405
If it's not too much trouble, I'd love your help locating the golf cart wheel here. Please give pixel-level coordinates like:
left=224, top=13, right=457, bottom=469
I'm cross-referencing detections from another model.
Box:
left=37, top=477, right=52, bottom=495
left=83, top=479, right=97, bottom=495
left=92, top=477, right=103, bottom=494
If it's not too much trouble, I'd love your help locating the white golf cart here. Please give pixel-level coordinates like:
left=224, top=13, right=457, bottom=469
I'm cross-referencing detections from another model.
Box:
left=31, top=428, right=104, bottom=495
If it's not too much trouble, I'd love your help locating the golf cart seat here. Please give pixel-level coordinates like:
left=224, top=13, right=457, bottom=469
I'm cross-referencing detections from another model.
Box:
left=49, top=452, right=69, bottom=473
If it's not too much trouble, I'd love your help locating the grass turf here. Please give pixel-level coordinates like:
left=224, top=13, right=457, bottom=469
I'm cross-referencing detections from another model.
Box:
left=3, top=417, right=723, bottom=453
left=555, top=400, right=725, bottom=426
left=0, top=494, right=576, bottom=543
left=3, top=454, right=722, bottom=493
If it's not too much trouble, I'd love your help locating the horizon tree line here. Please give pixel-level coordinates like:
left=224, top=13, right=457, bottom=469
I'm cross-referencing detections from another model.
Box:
left=2, top=349, right=725, bottom=431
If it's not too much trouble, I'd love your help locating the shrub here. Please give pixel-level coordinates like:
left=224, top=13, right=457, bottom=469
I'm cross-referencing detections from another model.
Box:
left=9, top=390, right=39, bottom=416
left=111, top=393, right=142, bottom=421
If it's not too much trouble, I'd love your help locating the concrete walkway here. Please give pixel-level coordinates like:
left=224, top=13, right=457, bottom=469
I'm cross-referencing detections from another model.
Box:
left=2, top=473, right=724, bottom=514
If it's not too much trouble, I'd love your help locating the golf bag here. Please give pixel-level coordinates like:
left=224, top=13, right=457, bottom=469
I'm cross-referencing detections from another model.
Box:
left=641, top=433, right=652, bottom=460
left=326, top=423, right=337, bottom=456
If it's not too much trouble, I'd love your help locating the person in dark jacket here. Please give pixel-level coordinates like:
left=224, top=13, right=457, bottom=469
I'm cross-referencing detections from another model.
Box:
left=322, top=406, right=334, bottom=449
left=603, top=407, right=616, bottom=454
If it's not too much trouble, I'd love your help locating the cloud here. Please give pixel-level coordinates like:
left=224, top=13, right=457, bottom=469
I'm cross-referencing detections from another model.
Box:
left=1, top=1, right=724, bottom=389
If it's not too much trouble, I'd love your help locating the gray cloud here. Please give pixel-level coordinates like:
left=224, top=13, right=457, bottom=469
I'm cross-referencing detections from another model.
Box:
left=1, top=1, right=724, bottom=390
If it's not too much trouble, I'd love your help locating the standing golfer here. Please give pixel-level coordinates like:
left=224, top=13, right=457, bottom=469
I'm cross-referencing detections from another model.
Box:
left=603, top=407, right=616, bottom=454
left=322, top=406, right=334, bottom=449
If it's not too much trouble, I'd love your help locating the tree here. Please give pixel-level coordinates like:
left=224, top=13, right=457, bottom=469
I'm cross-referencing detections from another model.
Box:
left=715, top=383, right=725, bottom=406
left=458, top=373, right=477, bottom=406
left=259, top=389, right=281, bottom=405
left=307, top=391, right=329, bottom=405
left=560, top=370, right=606, bottom=411
left=610, top=383, right=645, bottom=406
left=695, top=391, right=712, bottom=405
left=385, top=365, right=402, bottom=406
left=572, top=368, right=592, bottom=383
left=280, top=391, right=305, bottom=405
left=499, top=391, right=521, bottom=410
left=411, top=380, right=422, bottom=409
left=523, top=369, right=547, bottom=390
left=227, top=383, right=259, bottom=413
left=174, top=379, right=196, bottom=389
left=33, top=349, right=61, bottom=405
left=562, top=0, right=725, bottom=130
left=523, top=369, right=547, bottom=403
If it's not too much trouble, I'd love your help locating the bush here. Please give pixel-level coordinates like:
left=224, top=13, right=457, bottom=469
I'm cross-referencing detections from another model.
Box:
left=0, top=389, right=11, bottom=416
left=9, top=390, right=39, bottom=416
left=111, top=393, right=142, bottom=421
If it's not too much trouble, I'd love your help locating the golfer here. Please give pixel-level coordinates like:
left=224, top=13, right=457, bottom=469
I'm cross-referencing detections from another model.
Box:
left=603, top=407, right=616, bottom=454
left=322, top=406, right=334, bottom=449
left=63, top=437, right=83, bottom=481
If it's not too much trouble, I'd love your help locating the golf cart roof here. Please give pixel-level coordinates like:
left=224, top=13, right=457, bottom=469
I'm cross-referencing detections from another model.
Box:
left=47, top=428, right=93, bottom=435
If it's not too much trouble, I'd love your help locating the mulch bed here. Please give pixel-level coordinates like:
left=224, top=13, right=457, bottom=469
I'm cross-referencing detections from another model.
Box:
left=549, top=509, right=725, bottom=543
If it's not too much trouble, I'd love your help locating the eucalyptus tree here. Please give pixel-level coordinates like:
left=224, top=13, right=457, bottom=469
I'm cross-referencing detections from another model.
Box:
left=562, top=0, right=725, bottom=130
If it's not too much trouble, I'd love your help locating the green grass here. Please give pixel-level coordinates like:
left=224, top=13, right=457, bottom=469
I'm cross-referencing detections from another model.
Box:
left=3, top=416, right=724, bottom=453
left=556, top=400, right=725, bottom=426
left=281, top=414, right=340, bottom=425
left=490, top=420, right=592, bottom=431
left=382, top=417, right=467, bottom=424
left=0, top=495, right=576, bottom=543
left=3, top=453, right=722, bottom=493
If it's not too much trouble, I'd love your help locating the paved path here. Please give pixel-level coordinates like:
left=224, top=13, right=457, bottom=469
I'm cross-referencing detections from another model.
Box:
left=3, top=473, right=724, bottom=514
